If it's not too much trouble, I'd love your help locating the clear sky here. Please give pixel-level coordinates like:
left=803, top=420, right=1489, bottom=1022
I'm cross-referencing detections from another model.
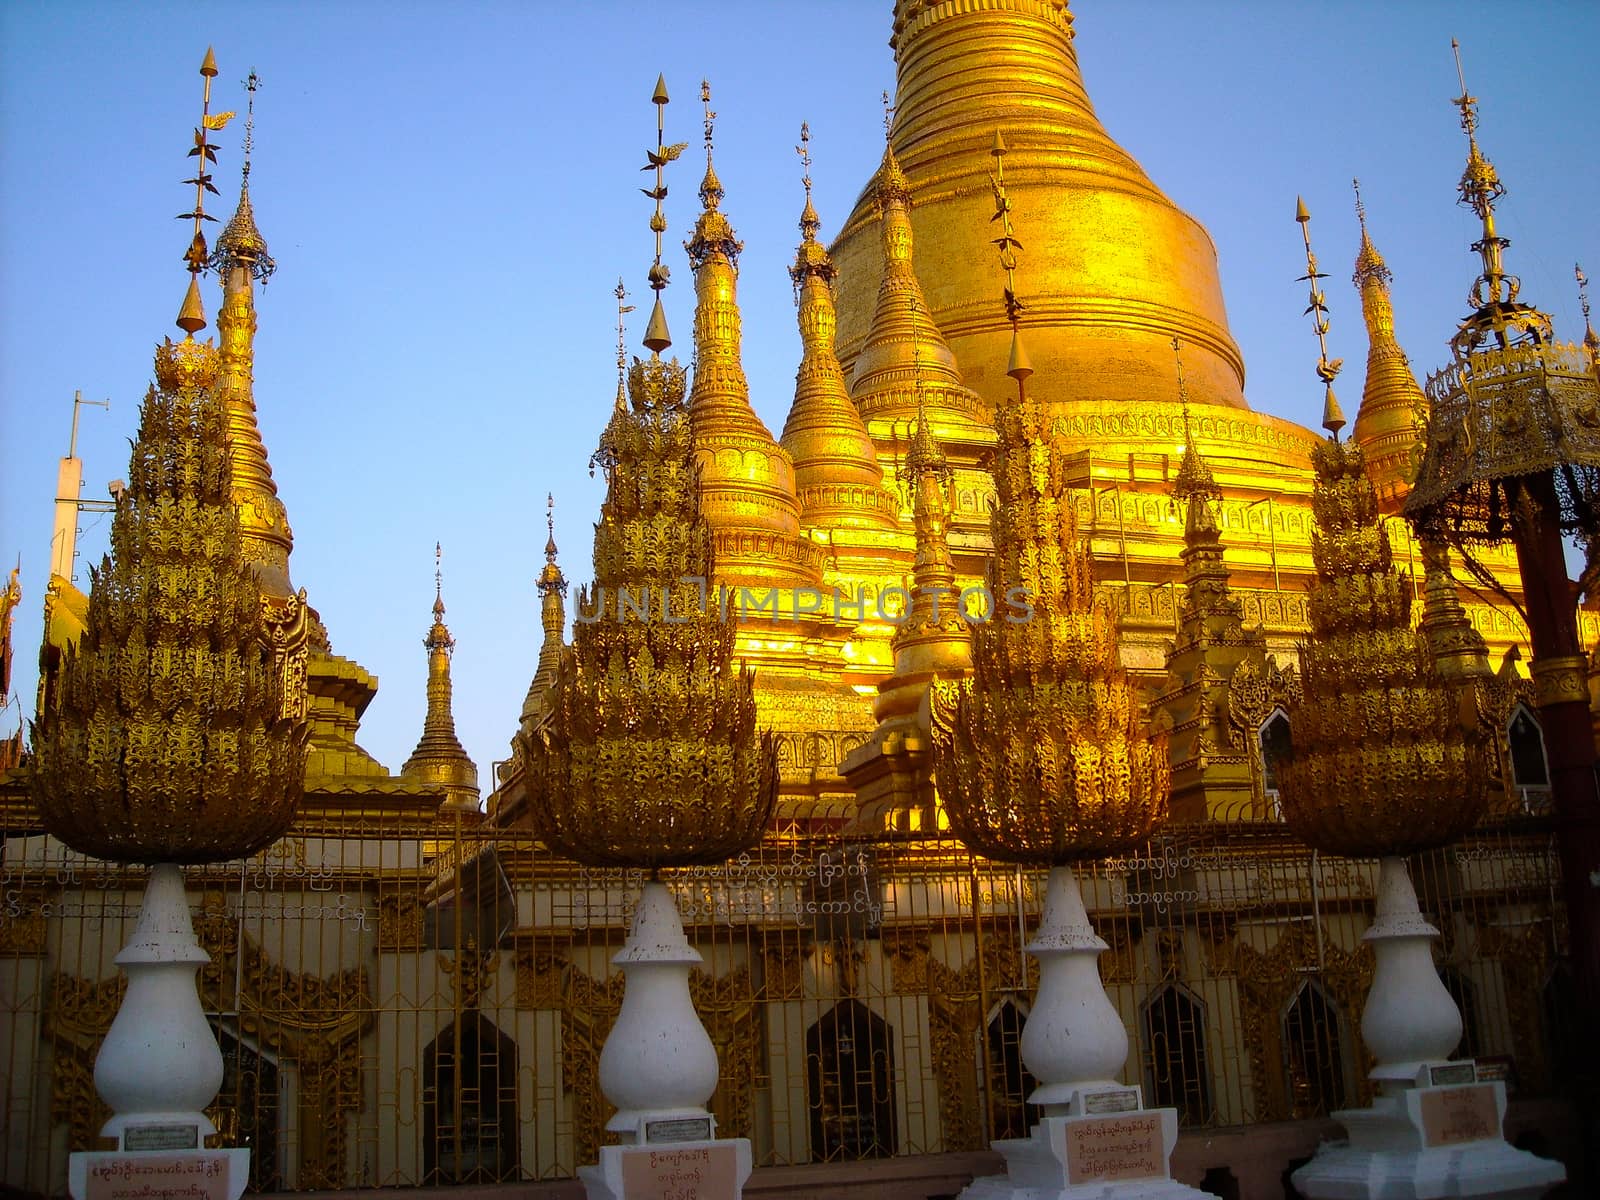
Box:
left=3, top=1, right=1597, bottom=790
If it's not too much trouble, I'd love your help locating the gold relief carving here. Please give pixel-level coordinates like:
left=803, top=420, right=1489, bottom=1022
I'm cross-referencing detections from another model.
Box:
left=1223, top=923, right=1373, bottom=1122
left=1098, top=920, right=1139, bottom=986
left=884, top=922, right=1033, bottom=1152
left=1476, top=922, right=1555, bottom=1093
left=441, top=939, right=499, bottom=1011
left=513, top=933, right=572, bottom=1009
left=1225, top=656, right=1301, bottom=752
left=759, top=936, right=807, bottom=1001
left=42, top=972, right=125, bottom=1151
left=376, top=893, right=425, bottom=952
left=1531, top=655, right=1588, bottom=708
left=0, top=909, right=47, bottom=955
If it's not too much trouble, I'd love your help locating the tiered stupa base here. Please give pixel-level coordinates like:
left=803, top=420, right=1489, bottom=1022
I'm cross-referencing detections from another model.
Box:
left=959, top=868, right=1208, bottom=1200
left=579, top=882, right=753, bottom=1200
left=68, top=863, right=250, bottom=1200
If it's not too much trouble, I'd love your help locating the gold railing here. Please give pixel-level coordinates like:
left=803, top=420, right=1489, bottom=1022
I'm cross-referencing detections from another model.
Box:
left=0, top=811, right=1572, bottom=1192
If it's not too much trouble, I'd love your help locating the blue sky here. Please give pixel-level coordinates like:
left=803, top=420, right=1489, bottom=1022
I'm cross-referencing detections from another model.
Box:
left=3, top=1, right=1596, bottom=787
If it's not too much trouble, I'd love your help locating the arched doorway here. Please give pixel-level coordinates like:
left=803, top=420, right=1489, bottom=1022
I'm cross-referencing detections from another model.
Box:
left=422, top=1013, right=519, bottom=1183
left=1281, top=980, right=1347, bottom=1118
left=208, top=1023, right=280, bottom=1192
left=805, top=1000, right=896, bottom=1162
left=983, top=996, right=1036, bottom=1141
left=1142, top=984, right=1212, bottom=1126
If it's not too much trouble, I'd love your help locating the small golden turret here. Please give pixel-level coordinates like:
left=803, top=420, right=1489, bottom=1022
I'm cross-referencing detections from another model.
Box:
left=780, top=123, right=898, bottom=533
left=1171, top=340, right=1243, bottom=634
left=1280, top=202, right=1485, bottom=858
left=521, top=494, right=568, bottom=727
left=31, top=48, right=308, bottom=864
left=402, top=544, right=480, bottom=811
left=931, top=134, right=1168, bottom=864
left=1579, top=264, right=1599, bottom=372
left=874, top=394, right=971, bottom=725
left=208, top=70, right=295, bottom=597
left=1348, top=182, right=1425, bottom=515
left=1418, top=541, right=1491, bottom=683
left=516, top=78, right=776, bottom=870
left=849, top=99, right=986, bottom=430
left=684, top=82, right=819, bottom=590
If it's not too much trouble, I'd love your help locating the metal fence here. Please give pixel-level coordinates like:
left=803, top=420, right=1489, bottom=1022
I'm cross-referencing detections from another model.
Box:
left=0, top=812, right=1572, bottom=1193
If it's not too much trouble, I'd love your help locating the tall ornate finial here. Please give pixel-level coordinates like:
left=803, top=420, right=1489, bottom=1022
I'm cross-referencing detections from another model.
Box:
left=882, top=89, right=895, bottom=140
left=1171, top=337, right=1220, bottom=537
left=1296, top=197, right=1346, bottom=437
left=989, top=130, right=1031, bottom=389
left=1579, top=263, right=1599, bottom=362
left=402, top=541, right=479, bottom=810
left=795, top=121, right=820, bottom=248
left=1352, top=178, right=1390, bottom=288
left=433, top=540, right=444, bottom=615
left=641, top=75, right=684, bottom=355
left=614, top=277, right=633, bottom=395
left=175, top=47, right=233, bottom=336
left=211, top=70, right=274, bottom=282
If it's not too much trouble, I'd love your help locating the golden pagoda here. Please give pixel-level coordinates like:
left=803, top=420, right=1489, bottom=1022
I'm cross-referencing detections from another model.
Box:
left=399, top=546, right=481, bottom=812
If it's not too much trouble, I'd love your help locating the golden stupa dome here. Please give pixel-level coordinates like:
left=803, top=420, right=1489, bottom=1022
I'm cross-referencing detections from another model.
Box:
left=832, top=0, right=1248, bottom=413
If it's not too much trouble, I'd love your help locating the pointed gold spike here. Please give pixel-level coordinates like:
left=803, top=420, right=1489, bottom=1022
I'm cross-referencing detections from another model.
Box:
left=1321, top=385, right=1346, bottom=436
left=652, top=74, right=669, bottom=105
left=991, top=130, right=1007, bottom=157
left=1007, top=329, right=1033, bottom=382
left=176, top=276, right=206, bottom=334
left=200, top=46, right=218, bottom=77
left=1295, top=195, right=1310, bottom=224
left=643, top=294, right=671, bottom=353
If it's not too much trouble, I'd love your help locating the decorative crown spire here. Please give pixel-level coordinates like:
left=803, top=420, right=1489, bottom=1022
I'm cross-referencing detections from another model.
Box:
left=1448, top=40, right=1551, bottom=353
left=1170, top=338, right=1220, bottom=543
left=641, top=74, right=682, bottom=354
left=211, top=71, right=274, bottom=281
left=990, top=130, right=1032, bottom=390
left=685, top=79, right=742, bottom=271
left=402, top=542, right=480, bottom=810
left=523, top=495, right=568, bottom=727
left=1579, top=263, right=1599, bottom=363
left=1296, top=197, right=1346, bottom=437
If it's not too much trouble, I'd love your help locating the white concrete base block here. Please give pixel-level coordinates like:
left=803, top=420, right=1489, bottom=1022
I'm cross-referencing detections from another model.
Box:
left=1292, top=1082, right=1565, bottom=1200
left=93, top=864, right=223, bottom=1150
left=69, top=1147, right=249, bottom=1200
left=580, top=1137, right=752, bottom=1200
left=959, top=1111, right=1210, bottom=1200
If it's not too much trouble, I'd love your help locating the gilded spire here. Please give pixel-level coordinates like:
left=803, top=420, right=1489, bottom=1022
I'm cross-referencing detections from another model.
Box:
left=207, top=70, right=294, bottom=596
left=1349, top=181, right=1425, bottom=515
left=1418, top=540, right=1491, bottom=682
left=1295, top=197, right=1346, bottom=436
left=849, top=102, right=983, bottom=427
left=1448, top=40, right=1552, bottom=354
left=684, top=83, right=816, bottom=589
left=402, top=543, right=480, bottom=810
left=31, top=48, right=308, bottom=863
left=930, top=151, right=1169, bottom=864
left=641, top=74, right=681, bottom=355
left=514, top=93, right=777, bottom=866
left=1579, top=263, right=1599, bottom=366
left=780, top=122, right=897, bottom=532
left=1170, top=339, right=1222, bottom=548
left=522, top=494, right=569, bottom=727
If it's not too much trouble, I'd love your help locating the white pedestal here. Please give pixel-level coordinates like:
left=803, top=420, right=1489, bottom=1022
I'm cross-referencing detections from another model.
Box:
left=67, top=864, right=243, bottom=1200
left=582, top=882, right=751, bottom=1198
left=959, top=867, right=1208, bottom=1200
left=1291, top=1078, right=1564, bottom=1200
left=1292, top=858, right=1564, bottom=1199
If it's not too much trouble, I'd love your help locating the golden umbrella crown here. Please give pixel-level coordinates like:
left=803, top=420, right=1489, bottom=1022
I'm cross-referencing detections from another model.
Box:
left=30, top=361, right=310, bottom=863
left=931, top=396, right=1168, bottom=863
left=515, top=354, right=778, bottom=870
left=1279, top=435, right=1486, bottom=857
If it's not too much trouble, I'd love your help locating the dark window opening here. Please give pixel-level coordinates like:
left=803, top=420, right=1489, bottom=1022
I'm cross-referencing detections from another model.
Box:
left=806, top=1000, right=896, bottom=1162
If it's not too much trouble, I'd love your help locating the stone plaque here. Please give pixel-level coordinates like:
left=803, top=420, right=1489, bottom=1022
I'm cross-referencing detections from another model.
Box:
left=1429, top=1062, right=1476, bottom=1087
left=619, top=1144, right=739, bottom=1200
left=82, top=1153, right=232, bottom=1200
left=123, top=1125, right=199, bottom=1152
left=644, top=1117, right=713, bottom=1144
left=1082, top=1088, right=1140, bottom=1115
left=1066, top=1113, right=1166, bottom=1185
left=1419, top=1084, right=1501, bottom=1148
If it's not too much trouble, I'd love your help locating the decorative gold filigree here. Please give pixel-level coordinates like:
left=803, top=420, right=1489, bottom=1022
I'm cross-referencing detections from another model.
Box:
left=1280, top=438, right=1486, bottom=857
left=931, top=380, right=1168, bottom=863
left=30, top=342, right=309, bottom=863
left=516, top=354, right=777, bottom=869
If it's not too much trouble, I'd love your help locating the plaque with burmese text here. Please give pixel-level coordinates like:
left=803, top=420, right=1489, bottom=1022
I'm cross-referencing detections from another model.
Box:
left=619, top=1143, right=739, bottom=1200
left=1419, top=1083, right=1500, bottom=1147
left=81, top=1153, right=232, bottom=1200
left=1065, top=1112, right=1166, bottom=1184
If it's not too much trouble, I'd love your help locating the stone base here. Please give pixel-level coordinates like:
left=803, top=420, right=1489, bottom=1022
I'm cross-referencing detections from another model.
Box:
left=1292, top=1081, right=1565, bottom=1200
left=960, top=1110, right=1211, bottom=1200
left=69, top=1147, right=250, bottom=1200
left=580, top=1138, right=752, bottom=1200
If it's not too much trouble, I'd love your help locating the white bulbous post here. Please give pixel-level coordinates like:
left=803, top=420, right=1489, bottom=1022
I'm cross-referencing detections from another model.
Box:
left=1021, top=865, right=1129, bottom=1111
left=1361, top=856, right=1463, bottom=1091
left=597, top=881, right=720, bottom=1138
left=94, top=863, right=223, bottom=1146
